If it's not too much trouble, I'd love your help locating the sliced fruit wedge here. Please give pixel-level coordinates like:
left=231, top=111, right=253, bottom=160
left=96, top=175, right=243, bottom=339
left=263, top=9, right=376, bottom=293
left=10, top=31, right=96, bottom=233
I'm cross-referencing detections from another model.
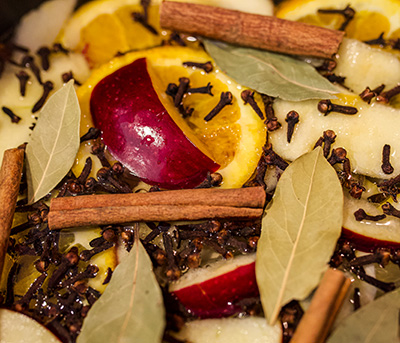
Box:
left=59, top=0, right=162, bottom=67
left=169, top=254, right=257, bottom=318
left=0, top=309, right=61, bottom=343
left=335, top=38, right=400, bottom=94
left=13, top=0, right=77, bottom=51
left=173, top=317, right=282, bottom=343
left=270, top=92, right=400, bottom=179
left=276, top=0, right=400, bottom=43
left=76, top=46, right=266, bottom=188
left=0, top=52, right=90, bottom=165
left=342, top=192, right=400, bottom=252
left=60, top=0, right=274, bottom=67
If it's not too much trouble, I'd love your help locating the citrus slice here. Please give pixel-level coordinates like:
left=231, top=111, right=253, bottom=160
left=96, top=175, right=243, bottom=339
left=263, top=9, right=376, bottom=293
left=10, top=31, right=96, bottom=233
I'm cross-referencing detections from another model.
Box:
left=76, top=46, right=267, bottom=189
left=59, top=0, right=275, bottom=68
left=276, top=0, right=400, bottom=42
left=59, top=0, right=163, bottom=67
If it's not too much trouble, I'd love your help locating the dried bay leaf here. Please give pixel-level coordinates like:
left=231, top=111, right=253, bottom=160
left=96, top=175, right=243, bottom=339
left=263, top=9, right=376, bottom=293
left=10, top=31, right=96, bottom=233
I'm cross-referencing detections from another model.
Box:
left=204, top=40, right=338, bottom=101
left=26, top=80, right=80, bottom=203
left=77, top=226, right=165, bottom=343
left=327, top=288, right=400, bottom=343
left=256, top=147, right=343, bottom=324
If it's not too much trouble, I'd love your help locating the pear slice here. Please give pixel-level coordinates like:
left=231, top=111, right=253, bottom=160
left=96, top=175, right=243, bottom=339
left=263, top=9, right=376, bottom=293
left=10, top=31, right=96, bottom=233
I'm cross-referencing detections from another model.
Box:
left=335, top=38, right=400, bottom=94
left=0, top=309, right=61, bottom=343
left=0, top=52, right=89, bottom=164
left=270, top=93, right=400, bottom=179
left=173, top=317, right=282, bottom=343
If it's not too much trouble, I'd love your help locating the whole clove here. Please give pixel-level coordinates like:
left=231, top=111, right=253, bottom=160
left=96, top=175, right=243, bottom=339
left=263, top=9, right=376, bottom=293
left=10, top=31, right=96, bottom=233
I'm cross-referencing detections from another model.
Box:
left=80, top=127, right=101, bottom=143
left=381, top=144, right=394, bottom=174
left=353, top=208, right=386, bottom=222
left=15, top=70, right=30, bottom=96
left=183, top=61, right=213, bottom=73
left=2, top=106, right=21, bottom=123
left=317, top=5, right=355, bottom=31
left=241, top=90, right=264, bottom=120
left=22, top=55, right=42, bottom=84
left=382, top=202, right=400, bottom=218
left=62, top=71, right=82, bottom=86
left=376, top=85, right=400, bottom=103
left=188, top=82, right=213, bottom=95
left=204, top=91, right=233, bottom=121
left=318, top=99, right=358, bottom=116
left=36, top=47, right=51, bottom=71
left=327, top=147, right=347, bottom=165
left=285, top=110, right=299, bottom=143
left=32, top=80, right=54, bottom=113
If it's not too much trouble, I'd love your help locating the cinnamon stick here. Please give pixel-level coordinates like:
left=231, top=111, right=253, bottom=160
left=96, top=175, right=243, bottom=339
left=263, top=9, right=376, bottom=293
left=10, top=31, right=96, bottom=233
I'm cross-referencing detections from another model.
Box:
left=291, top=268, right=351, bottom=343
left=0, top=148, right=24, bottom=279
left=160, top=2, right=344, bottom=59
left=48, top=205, right=263, bottom=230
left=50, top=186, right=266, bottom=211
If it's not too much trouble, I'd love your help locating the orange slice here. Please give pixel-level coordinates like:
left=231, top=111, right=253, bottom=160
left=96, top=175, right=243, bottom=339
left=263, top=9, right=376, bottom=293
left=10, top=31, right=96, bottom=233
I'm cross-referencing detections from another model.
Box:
left=276, top=0, right=400, bottom=43
left=76, top=46, right=267, bottom=189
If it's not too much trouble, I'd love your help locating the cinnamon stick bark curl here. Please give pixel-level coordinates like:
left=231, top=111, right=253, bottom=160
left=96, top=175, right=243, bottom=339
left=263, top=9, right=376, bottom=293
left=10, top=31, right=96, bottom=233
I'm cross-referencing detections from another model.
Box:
left=160, top=2, right=344, bottom=59
left=0, top=148, right=24, bottom=279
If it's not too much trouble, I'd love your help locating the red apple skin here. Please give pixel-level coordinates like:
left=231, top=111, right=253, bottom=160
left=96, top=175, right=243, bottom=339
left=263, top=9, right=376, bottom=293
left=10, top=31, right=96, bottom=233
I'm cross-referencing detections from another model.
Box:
left=171, top=261, right=258, bottom=318
left=90, top=58, right=219, bottom=189
left=341, top=228, right=400, bottom=252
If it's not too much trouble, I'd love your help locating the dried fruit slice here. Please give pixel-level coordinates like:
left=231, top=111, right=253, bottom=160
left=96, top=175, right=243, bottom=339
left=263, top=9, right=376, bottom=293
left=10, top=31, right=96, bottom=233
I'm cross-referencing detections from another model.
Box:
left=76, top=46, right=266, bottom=188
left=276, top=0, right=400, bottom=43
left=59, top=0, right=274, bottom=67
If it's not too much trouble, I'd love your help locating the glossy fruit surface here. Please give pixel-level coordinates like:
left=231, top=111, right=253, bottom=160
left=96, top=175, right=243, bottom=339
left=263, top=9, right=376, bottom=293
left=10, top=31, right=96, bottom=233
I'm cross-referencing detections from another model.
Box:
left=174, top=317, right=282, bottom=343
left=170, top=254, right=257, bottom=317
left=342, top=193, right=400, bottom=252
left=91, top=57, right=219, bottom=189
left=0, top=309, right=61, bottom=343
left=276, top=0, right=400, bottom=43
left=77, top=46, right=267, bottom=188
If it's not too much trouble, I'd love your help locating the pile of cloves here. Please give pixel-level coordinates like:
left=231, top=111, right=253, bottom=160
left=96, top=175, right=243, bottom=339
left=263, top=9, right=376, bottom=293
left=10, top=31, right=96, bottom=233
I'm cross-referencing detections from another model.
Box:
left=141, top=219, right=261, bottom=282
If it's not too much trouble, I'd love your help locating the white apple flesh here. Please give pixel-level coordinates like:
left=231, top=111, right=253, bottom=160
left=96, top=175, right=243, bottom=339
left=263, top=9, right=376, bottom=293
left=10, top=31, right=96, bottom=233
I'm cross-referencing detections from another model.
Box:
left=0, top=309, right=61, bottom=343
left=170, top=254, right=257, bottom=318
left=173, top=317, right=282, bottom=343
left=342, top=193, right=400, bottom=251
left=90, top=57, right=220, bottom=189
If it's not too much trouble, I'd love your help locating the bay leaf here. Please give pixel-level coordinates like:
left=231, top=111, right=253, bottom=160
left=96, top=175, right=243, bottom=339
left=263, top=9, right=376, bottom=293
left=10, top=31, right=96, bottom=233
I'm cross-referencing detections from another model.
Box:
left=256, top=147, right=343, bottom=324
left=26, top=80, right=80, bottom=203
left=204, top=40, right=338, bottom=101
left=77, top=225, right=165, bottom=343
left=327, top=288, right=400, bottom=343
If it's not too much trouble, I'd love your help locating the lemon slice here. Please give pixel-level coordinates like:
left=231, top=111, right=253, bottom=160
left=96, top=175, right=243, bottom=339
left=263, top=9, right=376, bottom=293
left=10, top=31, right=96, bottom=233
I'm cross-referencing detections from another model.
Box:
left=76, top=46, right=266, bottom=188
left=276, top=0, right=400, bottom=42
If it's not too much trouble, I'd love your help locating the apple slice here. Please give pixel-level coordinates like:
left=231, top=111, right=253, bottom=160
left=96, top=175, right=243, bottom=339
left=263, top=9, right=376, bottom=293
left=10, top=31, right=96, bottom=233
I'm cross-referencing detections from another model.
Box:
left=90, top=57, right=219, bottom=189
left=173, top=317, right=282, bottom=343
left=342, top=192, right=400, bottom=251
left=0, top=309, right=61, bottom=343
left=169, top=254, right=257, bottom=318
